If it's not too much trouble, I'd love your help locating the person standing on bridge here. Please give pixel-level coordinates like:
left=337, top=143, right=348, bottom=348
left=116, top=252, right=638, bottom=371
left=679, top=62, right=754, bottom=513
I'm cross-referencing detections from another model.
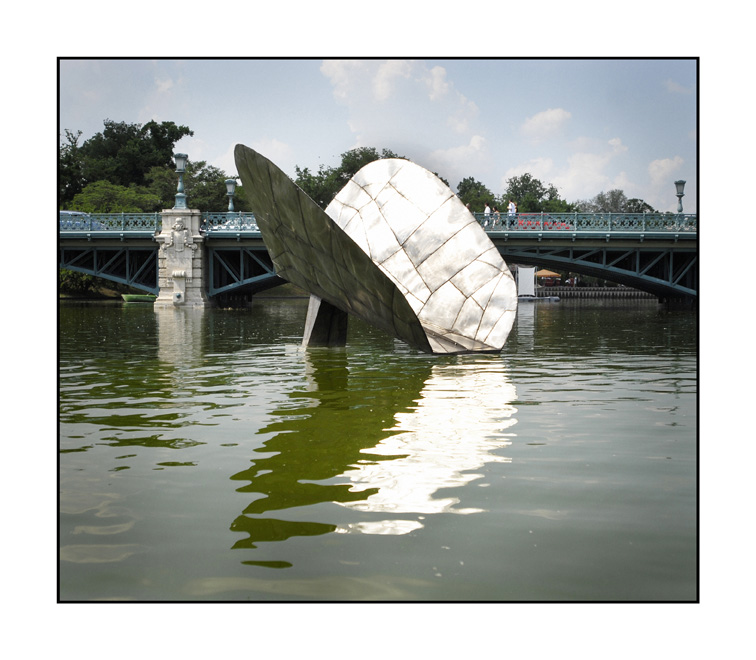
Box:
left=483, top=202, right=491, bottom=227
left=507, top=199, right=517, bottom=228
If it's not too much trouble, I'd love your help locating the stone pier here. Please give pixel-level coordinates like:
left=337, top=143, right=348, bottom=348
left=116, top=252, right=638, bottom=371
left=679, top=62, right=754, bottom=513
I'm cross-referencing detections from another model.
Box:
left=154, top=208, right=209, bottom=307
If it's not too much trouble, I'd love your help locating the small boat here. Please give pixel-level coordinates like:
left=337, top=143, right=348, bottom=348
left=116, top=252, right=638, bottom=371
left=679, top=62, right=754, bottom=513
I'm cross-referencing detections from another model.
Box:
left=121, top=294, right=157, bottom=303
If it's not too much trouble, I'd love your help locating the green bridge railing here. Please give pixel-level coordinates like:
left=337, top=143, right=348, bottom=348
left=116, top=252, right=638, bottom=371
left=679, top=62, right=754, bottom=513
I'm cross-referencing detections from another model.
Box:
left=473, top=212, right=697, bottom=233
left=59, top=211, right=697, bottom=236
left=201, top=212, right=258, bottom=233
left=58, top=211, right=162, bottom=232
left=58, top=211, right=259, bottom=235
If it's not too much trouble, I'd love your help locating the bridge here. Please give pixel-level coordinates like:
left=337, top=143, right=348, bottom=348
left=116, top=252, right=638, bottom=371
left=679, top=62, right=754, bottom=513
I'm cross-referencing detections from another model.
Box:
left=59, top=209, right=697, bottom=304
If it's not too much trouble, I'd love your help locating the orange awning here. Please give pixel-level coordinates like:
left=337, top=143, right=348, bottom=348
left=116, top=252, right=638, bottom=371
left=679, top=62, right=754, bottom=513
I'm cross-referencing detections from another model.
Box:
left=535, top=269, right=560, bottom=277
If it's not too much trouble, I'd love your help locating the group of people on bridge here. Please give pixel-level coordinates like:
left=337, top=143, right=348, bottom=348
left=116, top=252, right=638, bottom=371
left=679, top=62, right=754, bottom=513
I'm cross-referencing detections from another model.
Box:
left=468, top=200, right=518, bottom=229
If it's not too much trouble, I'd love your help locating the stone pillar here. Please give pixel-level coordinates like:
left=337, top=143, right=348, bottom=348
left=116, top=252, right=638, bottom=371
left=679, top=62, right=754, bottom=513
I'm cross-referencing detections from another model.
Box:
left=154, top=208, right=209, bottom=307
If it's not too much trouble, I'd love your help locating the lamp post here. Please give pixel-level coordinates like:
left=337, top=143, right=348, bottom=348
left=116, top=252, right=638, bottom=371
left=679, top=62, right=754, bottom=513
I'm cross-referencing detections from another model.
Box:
left=674, top=180, right=686, bottom=213
left=225, top=178, right=237, bottom=212
left=173, top=153, right=188, bottom=210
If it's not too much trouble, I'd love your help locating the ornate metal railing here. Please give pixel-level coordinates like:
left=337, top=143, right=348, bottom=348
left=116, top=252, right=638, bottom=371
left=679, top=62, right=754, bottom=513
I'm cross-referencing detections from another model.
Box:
left=59, top=211, right=162, bottom=232
left=58, top=211, right=261, bottom=236
left=474, top=212, right=697, bottom=233
left=201, top=212, right=259, bottom=233
left=59, top=211, right=697, bottom=237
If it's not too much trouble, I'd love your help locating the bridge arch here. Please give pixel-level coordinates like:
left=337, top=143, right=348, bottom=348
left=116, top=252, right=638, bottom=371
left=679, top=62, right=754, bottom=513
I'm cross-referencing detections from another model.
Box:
left=497, top=243, right=697, bottom=300
left=206, top=245, right=283, bottom=297
left=59, top=245, right=160, bottom=294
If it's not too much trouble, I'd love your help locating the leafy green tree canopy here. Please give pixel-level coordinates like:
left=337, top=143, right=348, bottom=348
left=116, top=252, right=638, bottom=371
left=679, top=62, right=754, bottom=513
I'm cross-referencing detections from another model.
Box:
left=80, top=119, right=193, bottom=187
left=502, top=173, right=575, bottom=213
left=70, top=180, right=162, bottom=213
left=59, top=119, right=193, bottom=207
left=576, top=189, right=656, bottom=213
left=457, top=177, right=494, bottom=213
left=59, top=129, right=85, bottom=207
left=145, top=160, right=247, bottom=213
left=294, top=147, right=403, bottom=209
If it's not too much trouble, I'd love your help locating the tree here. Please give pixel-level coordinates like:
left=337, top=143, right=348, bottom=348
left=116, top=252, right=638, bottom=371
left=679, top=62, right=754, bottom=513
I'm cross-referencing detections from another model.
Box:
left=294, top=147, right=404, bottom=209
left=457, top=177, right=494, bottom=212
left=145, top=160, right=243, bottom=212
left=576, top=189, right=656, bottom=213
left=59, top=119, right=193, bottom=207
left=293, top=164, right=339, bottom=209
left=502, top=173, right=574, bottom=213
left=70, top=180, right=162, bottom=213
left=59, top=269, right=97, bottom=296
left=59, top=129, right=85, bottom=205
left=625, top=198, right=656, bottom=213
left=339, top=147, right=401, bottom=182
left=185, top=161, right=242, bottom=212
left=541, top=197, right=577, bottom=213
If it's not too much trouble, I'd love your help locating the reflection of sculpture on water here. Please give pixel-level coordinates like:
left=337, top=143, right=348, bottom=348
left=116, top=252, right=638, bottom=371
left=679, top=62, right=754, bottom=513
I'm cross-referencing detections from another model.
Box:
left=229, top=348, right=431, bottom=554
left=229, top=349, right=517, bottom=558
left=335, top=358, right=517, bottom=535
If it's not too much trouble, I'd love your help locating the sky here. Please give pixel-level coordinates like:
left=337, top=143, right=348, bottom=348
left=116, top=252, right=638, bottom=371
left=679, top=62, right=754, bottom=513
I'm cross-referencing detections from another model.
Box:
left=59, top=58, right=697, bottom=212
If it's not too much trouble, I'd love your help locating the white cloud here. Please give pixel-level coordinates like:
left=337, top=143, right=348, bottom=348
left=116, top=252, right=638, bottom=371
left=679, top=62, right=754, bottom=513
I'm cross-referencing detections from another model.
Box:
left=155, top=77, right=174, bottom=94
left=320, top=60, right=481, bottom=146
left=419, top=64, right=478, bottom=133
left=205, top=138, right=294, bottom=179
left=252, top=138, right=294, bottom=169
left=648, top=156, right=684, bottom=186
left=520, top=108, right=571, bottom=142
left=503, top=137, right=632, bottom=201
left=321, top=59, right=414, bottom=103
left=428, top=135, right=489, bottom=186
left=446, top=95, right=479, bottom=134
left=647, top=156, right=686, bottom=210
left=426, top=65, right=450, bottom=101
left=320, top=60, right=367, bottom=102
left=608, top=137, right=628, bottom=154
left=372, top=60, right=413, bottom=101
left=555, top=151, right=627, bottom=200
left=501, top=157, right=555, bottom=190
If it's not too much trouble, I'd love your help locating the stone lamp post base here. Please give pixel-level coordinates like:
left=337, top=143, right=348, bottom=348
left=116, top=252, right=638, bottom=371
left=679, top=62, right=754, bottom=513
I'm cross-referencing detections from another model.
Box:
left=154, top=208, right=209, bottom=308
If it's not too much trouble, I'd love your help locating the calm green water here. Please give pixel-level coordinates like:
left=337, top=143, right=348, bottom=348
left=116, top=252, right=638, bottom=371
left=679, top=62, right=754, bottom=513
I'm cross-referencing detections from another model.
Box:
left=58, top=297, right=697, bottom=601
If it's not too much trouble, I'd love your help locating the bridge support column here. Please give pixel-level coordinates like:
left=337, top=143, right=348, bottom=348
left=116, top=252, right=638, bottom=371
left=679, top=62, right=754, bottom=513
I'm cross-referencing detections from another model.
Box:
left=154, top=208, right=209, bottom=307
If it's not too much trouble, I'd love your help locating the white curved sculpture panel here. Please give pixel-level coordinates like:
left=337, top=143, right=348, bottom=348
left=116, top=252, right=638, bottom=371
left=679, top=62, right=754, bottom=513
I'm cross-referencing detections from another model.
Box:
left=326, top=159, right=517, bottom=353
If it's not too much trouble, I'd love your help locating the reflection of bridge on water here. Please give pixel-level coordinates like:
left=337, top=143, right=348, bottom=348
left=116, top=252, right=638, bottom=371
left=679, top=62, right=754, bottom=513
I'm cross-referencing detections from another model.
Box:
left=59, top=210, right=697, bottom=302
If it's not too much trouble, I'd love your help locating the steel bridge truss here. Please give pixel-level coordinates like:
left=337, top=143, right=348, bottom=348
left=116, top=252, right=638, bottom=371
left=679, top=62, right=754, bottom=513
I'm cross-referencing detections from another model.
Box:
left=498, top=243, right=697, bottom=299
left=58, top=212, right=699, bottom=300
left=59, top=246, right=159, bottom=294
left=207, top=246, right=282, bottom=296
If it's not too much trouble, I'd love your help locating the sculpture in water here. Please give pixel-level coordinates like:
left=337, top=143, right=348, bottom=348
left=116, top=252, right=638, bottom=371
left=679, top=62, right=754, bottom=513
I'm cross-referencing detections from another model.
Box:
left=234, top=144, right=517, bottom=354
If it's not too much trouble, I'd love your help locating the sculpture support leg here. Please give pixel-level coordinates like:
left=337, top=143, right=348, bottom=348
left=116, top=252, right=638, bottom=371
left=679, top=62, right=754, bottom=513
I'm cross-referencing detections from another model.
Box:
left=302, top=295, right=348, bottom=347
